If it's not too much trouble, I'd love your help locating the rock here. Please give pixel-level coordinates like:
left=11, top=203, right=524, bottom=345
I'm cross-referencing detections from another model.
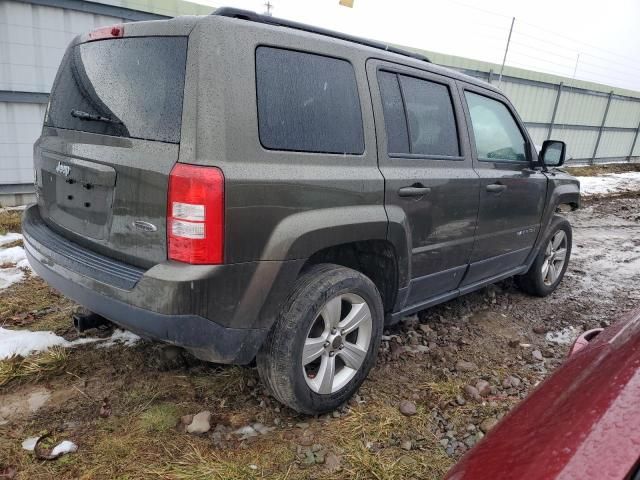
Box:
left=463, top=385, right=481, bottom=401
left=532, top=349, right=544, bottom=361
left=476, top=380, right=491, bottom=397
left=99, top=397, right=112, bottom=418
left=532, top=325, right=547, bottom=334
left=464, top=436, right=477, bottom=448
left=324, top=453, right=342, bottom=472
left=252, top=423, right=274, bottom=435
left=400, top=440, right=412, bottom=451
left=502, top=375, right=521, bottom=388
left=332, top=410, right=341, bottom=418
left=180, top=414, right=194, bottom=431
left=186, top=411, right=212, bottom=434
left=439, top=438, right=449, bottom=448
left=455, top=360, right=478, bottom=372
left=299, top=432, right=315, bottom=446
left=302, top=450, right=316, bottom=466
left=296, top=422, right=310, bottom=429
left=479, top=417, right=499, bottom=433
left=399, top=400, right=417, bottom=416
left=455, top=395, right=466, bottom=406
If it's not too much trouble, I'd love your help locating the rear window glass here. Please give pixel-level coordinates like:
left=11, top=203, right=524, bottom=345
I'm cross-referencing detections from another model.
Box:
left=256, top=47, right=365, bottom=154
left=45, top=37, right=188, bottom=144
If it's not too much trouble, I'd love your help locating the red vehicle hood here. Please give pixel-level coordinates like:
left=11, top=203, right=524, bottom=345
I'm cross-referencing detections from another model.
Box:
left=446, top=307, right=640, bottom=480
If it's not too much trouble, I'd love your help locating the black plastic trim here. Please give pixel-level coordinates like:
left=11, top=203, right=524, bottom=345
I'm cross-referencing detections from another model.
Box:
left=213, top=7, right=430, bottom=64
left=23, top=206, right=144, bottom=290
left=24, top=238, right=266, bottom=364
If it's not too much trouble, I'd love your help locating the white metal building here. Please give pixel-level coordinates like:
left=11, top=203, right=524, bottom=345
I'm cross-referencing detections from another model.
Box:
left=1, top=0, right=639, bottom=206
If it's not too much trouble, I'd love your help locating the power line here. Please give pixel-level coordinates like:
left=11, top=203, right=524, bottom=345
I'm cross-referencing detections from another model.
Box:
left=438, top=0, right=640, bottom=67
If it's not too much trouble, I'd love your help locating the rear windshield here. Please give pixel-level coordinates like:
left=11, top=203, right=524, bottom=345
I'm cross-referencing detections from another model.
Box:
left=45, top=36, right=187, bottom=143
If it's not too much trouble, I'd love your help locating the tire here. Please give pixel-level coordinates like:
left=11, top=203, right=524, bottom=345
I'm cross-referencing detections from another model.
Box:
left=516, top=215, right=572, bottom=297
left=257, top=264, right=384, bottom=414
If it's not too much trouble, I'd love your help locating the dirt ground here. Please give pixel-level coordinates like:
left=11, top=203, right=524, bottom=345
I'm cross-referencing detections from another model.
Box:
left=1, top=191, right=639, bottom=479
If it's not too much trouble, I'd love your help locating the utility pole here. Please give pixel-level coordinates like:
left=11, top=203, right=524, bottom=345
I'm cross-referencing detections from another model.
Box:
left=572, top=53, right=580, bottom=80
left=264, top=1, right=273, bottom=16
left=498, top=17, right=515, bottom=88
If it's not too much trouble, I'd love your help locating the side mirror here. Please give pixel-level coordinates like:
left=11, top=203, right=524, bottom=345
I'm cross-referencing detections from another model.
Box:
left=539, top=140, right=566, bottom=167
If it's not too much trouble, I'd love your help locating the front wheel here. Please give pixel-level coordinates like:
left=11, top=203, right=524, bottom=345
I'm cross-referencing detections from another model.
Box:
left=257, top=264, right=383, bottom=414
left=516, top=215, right=572, bottom=297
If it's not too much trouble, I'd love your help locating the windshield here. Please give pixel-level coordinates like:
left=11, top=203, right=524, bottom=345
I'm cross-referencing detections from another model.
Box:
left=45, top=36, right=188, bottom=143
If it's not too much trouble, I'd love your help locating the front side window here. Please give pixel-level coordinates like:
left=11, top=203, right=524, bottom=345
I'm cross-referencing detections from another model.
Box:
left=255, top=47, right=364, bottom=154
left=465, top=92, right=527, bottom=162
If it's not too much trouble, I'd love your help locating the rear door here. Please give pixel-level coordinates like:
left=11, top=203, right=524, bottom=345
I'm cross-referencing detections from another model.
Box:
left=458, top=84, right=547, bottom=285
left=367, top=60, right=480, bottom=306
left=34, top=33, right=188, bottom=268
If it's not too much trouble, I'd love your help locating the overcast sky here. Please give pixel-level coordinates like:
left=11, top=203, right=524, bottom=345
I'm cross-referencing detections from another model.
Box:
left=194, top=0, right=640, bottom=91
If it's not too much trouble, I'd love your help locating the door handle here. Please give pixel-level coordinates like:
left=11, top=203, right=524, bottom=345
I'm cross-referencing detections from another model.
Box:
left=398, top=185, right=431, bottom=197
left=486, top=183, right=507, bottom=193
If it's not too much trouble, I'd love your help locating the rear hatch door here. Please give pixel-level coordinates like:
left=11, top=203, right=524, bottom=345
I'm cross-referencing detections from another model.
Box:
left=35, top=29, right=190, bottom=268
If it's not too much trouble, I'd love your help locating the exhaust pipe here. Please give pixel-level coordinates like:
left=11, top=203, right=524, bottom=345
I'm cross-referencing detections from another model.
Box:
left=73, top=311, right=111, bottom=333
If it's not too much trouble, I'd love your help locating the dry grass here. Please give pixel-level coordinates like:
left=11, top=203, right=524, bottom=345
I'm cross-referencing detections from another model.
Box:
left=0, top=209, right=22, bottom=235
left=566, top=162, right=640, bottom=177
left=0, top=347, right=69, bottom=386
left=0, top=276, right=74, bottom=332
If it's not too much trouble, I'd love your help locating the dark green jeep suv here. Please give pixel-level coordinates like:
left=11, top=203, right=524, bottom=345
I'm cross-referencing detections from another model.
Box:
left=23, top=8, right=579, bottom=414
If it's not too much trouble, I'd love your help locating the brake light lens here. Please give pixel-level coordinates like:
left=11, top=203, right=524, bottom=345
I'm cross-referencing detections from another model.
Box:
left=88, top=24, right=124, bottom=40
left=168, top=164, right=224, bottom=264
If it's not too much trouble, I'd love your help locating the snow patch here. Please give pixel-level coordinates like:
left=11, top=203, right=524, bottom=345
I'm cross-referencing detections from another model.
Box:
left=0, top=233, right=35, bottom=290
left=22, top=437, right=40, bottom=451
left=577, top=172, right=640, bottom=196
left=546, top=326, right=579, bottom=345
left=50, top=440, right=78, bottom=456
left=0, top=232, right=22, bottom=247
left=0, top=327, right=141, bottom=360
left=97, top=329, right=141, bottom=348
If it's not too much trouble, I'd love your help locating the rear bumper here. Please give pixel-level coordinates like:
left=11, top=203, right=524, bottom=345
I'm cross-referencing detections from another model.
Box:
left=22, top=205, right=303, bottom=363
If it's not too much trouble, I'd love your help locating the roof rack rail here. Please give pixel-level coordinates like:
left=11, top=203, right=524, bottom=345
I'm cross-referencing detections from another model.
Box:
left=212, top=7, right=430, bottom=64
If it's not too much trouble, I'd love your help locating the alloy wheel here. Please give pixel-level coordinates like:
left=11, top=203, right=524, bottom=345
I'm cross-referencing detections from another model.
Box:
left=542, top=230, right=568, bottom=286
left=302, top=293, right=373, bottom=394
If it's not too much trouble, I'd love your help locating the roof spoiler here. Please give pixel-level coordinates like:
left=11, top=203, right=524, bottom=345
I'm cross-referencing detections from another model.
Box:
left=212, top=7, right=431, bottom=64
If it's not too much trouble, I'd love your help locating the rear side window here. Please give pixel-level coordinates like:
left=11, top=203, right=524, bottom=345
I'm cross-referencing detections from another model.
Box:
left=464, top=92, right=527, bottom=162
left=45, top=37, right=188, bottom=143
left=256, top=47, right=364, bottom=154
left=377, top=71, right=409, bottom=154
left=377, top=71, right=459, bottom=157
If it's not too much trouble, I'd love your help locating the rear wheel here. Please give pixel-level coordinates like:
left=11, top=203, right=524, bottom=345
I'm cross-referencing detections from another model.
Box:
left=257, top=264, right=383, bottom=414
left=516, top=215, right=572, bottom=297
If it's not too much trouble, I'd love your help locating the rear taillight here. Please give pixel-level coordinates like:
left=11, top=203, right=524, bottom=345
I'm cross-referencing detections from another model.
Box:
left=88, top=24, right=124, bottom=40
left=167, top=164, right=224, bottom=264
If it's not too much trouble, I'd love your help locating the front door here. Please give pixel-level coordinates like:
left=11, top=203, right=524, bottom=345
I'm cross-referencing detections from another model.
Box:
left=367, top=60, right=480, bottom=307
left=459, top=84, right=548, bottom=286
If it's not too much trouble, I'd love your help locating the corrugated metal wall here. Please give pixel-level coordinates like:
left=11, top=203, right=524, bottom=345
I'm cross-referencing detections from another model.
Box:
left=0, top=102, right=47, bottom=185
left=0, top=0, right=126, bottom=187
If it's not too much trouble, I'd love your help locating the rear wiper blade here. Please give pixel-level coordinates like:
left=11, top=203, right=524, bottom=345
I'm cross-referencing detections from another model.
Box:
left=70, top=109, right=122, bottom=125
